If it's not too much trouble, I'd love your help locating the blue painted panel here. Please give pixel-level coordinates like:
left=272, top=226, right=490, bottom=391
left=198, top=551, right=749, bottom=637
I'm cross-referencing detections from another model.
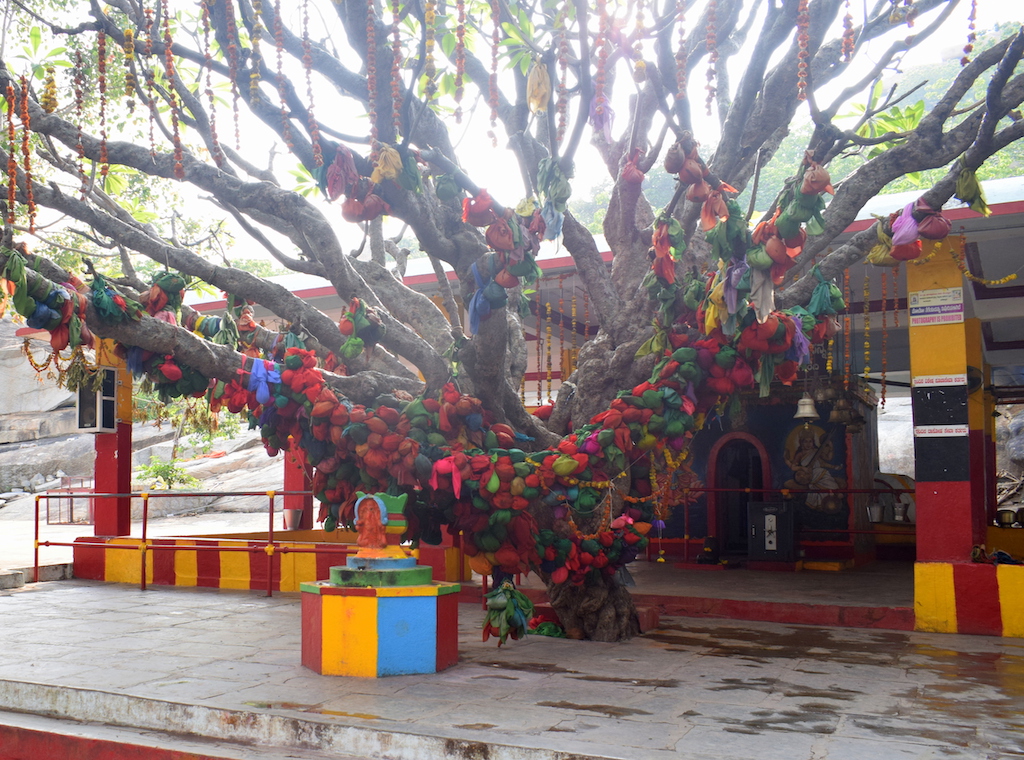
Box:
left=376, top=596, right=437, bottom=676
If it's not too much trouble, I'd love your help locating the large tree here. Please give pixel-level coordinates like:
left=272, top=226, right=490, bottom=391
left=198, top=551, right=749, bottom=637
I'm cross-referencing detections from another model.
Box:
left=1, top=0, right=1023, bottom=641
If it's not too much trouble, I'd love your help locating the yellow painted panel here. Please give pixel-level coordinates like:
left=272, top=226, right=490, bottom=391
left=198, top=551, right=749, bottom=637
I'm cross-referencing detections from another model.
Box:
left=908, top=324, right=967, bottom=376
left=219, top=541, right=251, bottom=590
left=321, top=595, right=378, bottom=677
left=376, top=585, right=441, bottom=597
left=997, top=565, right=1024, bottom=638
left=104, top=538, right=152, bottom=585
left=915, top=562, right=958, bottom=634
left=175, top=540, right=198, bottom=587
left=292, top=549, right=318, bottom=591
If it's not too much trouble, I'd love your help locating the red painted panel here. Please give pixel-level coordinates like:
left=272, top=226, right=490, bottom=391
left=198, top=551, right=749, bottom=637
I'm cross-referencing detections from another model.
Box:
left=435, top=593, right=460, bottom=672
left=194, top=540, right=220, bottom=588
left=315, top=546, right=349, bottom=580
left=151, top=540, right=176, bottom=586
left=0, top=723, right=227, bottom=759
left=301, top=592, right=323, bottom=673
left=72, top=537, right=106, bottom=580
left=248, top=541, right=280, bottom=593
left=969, top=429, right=989, bottom=543
left=915, top=481, right=976, bottom=562
left=953, top=563, right=1003, bottom=636
left=92, top=426, right=131, bottom=536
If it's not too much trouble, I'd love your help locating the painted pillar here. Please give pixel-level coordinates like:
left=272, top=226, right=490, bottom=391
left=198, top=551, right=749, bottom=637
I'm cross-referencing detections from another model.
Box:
left=984, top=365, right=998, bottom=525
left=92, top=341, right=133, bottom=536
left=283, top=446, right=314, bottom=530
left=906, top=249, right=986, bottom=561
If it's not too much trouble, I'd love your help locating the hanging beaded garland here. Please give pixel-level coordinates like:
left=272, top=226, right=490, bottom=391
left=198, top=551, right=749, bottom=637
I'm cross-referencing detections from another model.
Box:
left=301, top=0, right=323, bottom=166
left=891, top=267, right=899, bottom=329
left=273, top=0, right=294, bottom=151
left=535, top=288, right=543, bottom=403
left=796, top=0, right=810, bottom=101
left=454, top=0, right=466, bottom=123
left=862, top=276, right=870, bottom=381
left=705, top=0, right=719, bottom=115
left=366, top=0, right=379, bottom=157
left=423, top=0, right=438, bottom=104
left=881, top=268, right=887, bottom=406
left=545, top=302, right=553, bottom=402
left=73, top=51, right=87, bottom=197
left=160, top=0, right=185, bottom=179
left=390, top=0, right=403, bottom=134
left=223, top=0, right=242, bottom=148
left=5, top=84, right=16, bottom=224
left=842, top=0, right=855, bottom=61
left=143, top=7, right=159, bottom=160
left=122, top=28, right=136, bottom=113
left=962, top=0, right=977, bottom=66
left=570, top=289, right=578, bottom=368
left=19, top=76, right=35, bottom=233
left=249, top=0, right=264, bottom=104
left=556, top=12, right=569, bottom=142
left=200, top=0, right=225, bottom=166
left=97, top=30, right=109, bottom=179
left=842, top=269, right=851, bottom=389
left=633, top=0, right=647, bottom=83
left=489, top=0, right=501, bottom=144
left=595, top=0, right=609, bottom=122
left=953, top=233, right=1018, bottom=285
left=558, top=276, right=565, bottom=376
left=674, top=0, right=687, bottom=101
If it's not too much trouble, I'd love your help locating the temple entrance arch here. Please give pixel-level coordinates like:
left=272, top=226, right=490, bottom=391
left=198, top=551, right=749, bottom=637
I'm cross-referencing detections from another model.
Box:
left=707, top=433, right=772, bottom=558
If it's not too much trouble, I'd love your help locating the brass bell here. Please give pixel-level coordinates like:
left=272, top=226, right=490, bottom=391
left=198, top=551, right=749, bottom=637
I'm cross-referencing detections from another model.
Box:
left=828, top=398, right=852, bottom=424
left=794, top=393, right=818, bottom=421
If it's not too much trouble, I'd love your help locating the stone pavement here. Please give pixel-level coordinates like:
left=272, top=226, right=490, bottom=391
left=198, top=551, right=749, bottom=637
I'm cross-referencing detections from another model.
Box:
left=0, top=580, right=1021, bottom=759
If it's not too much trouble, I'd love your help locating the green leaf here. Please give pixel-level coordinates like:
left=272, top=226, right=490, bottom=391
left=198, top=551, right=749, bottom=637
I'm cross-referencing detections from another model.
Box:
left=441, top=31, right=456, bottom=58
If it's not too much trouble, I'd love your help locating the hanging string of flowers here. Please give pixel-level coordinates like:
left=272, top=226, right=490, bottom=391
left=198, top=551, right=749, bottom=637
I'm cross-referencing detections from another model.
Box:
left=160, top=0, right=185, bottom=179
left=272, top=0, right=294, bottom=151
left=881, top=266, right=887, bottom=406
left=390, top=0, right=403, bottom=135
left=558, top=277, right=565, bottom=370
left=454, top=0, right=466, bottom=123
left=535, top=288, right=543, bottom=403
left=545, top=302, right=553, bottom=402
left=595, top=0, right=609, bottom=122
left=72, top=52, right=87, bottom=197
left=705, top=0, right=718, bottom=115
left=423, top=0, right=437, bottom=104
left=489, top=0, right=501, bottom=144
left=41, top=66, right=58, bottom=114
left=962, top=0, right=977, bottom=66
left=366, top=0, right=379, bottom=158
left=843, top=269, right=851, bottom=389
left=301, top=0, right=323, bottom=167
left=18, top=76, right=35, bottom=233
left=556, top=12, right=569, bottom=142
left=223, top=0, right=242, bottom=148
left=144, top=7, right=159, bottom=160
left=796, top=0, right=810, bottom=101
left=249, top=0, right=264, bottom=104
left=891, top=267, right=899, bottom=329
left=5, top=84, right=16, bottom=224
left=97, top=30, right=109, bottom=179
left=674, top=0, right=687, bottom=101
left=200, top=0, right=225, bottom=167
left=862, top=277, right=870, bottom=381
left=122, top=28, right=136, bottom=114
left=633, top=0, right=647, bottom=83
left=570, top=289, right=578, bottom=368
left=842, top=0, right=855, bottom=61
left=952, top=233, right=1018, bottom=285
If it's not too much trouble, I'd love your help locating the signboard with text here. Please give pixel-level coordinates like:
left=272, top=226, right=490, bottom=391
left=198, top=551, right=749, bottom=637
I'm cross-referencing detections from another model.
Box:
left=908, top=287, right=964, bottom=326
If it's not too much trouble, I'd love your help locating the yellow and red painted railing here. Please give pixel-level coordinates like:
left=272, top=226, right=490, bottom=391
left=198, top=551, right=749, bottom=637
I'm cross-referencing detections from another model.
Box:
left=33, top=491, right=469, bottom=595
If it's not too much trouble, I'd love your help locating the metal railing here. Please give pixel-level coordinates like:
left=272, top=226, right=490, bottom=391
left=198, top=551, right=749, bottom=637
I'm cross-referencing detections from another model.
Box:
left=33, top=490, right=354, bottom=596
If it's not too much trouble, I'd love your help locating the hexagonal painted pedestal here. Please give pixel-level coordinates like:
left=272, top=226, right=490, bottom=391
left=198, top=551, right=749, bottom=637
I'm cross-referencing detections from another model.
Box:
left=300, top=554, right=461, bottom=677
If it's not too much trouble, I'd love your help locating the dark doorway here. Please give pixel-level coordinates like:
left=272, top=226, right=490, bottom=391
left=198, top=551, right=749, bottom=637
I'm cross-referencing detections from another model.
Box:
left=715, top=439, right=765, bottom=556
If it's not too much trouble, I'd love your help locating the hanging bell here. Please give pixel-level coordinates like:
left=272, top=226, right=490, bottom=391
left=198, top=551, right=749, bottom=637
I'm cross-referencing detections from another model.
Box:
left=828, top=398, right=852, bottom=424
left=794, top=393, right=818, bottom=421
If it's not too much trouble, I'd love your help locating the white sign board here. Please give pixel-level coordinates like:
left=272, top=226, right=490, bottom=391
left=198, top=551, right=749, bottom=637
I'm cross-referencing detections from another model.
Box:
left=908, top=287, right=964, bottom=326
left=911, top=374, right=967, bottom=387
left=913, top=424, right=969, bottom=437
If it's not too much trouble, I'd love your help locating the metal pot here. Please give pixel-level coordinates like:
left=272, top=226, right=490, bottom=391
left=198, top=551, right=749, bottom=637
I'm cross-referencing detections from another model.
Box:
left=996, top=509, right=1017, bottom=528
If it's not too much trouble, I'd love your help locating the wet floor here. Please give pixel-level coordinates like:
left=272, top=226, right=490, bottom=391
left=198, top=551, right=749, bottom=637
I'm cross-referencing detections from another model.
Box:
left=0, top=580, right=1021, bottom=760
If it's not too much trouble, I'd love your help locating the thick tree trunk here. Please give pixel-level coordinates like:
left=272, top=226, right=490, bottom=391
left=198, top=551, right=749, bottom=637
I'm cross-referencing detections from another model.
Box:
left=548, top=573, right=641, bottom=642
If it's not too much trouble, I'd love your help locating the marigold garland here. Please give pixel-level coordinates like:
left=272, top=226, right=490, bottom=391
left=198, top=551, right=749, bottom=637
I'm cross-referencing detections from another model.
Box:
left=862, top=276, right=870, bottom=379
left=595, top=0, right=609, bottom=120
left=73, top=51, right=87, bottom=197
left=843, top=269, right=851, bottom=389
left=366, top=0, right=379, bottom=157
left=200, top=0, right=225, bottom=167
left=545, top=302, right=553, bottom=402
left=841, top=0, right=855, bottom=61
left=122, top=28, right=136, bottom=113
left=535, top=288, right=543, bottom=403
left=953, top=234, right=1018, bottom=285
left=454, top=0, right=466, bottom=123
left=223, top=0, right=241, bottom=148
left=41, top=67, right=58, bottom=114
left=556, top=12, right=569, bottom=142
left=390, top=0, right=403, bottom=135
left=143, top=8, right=159, bottom=160
left=633, top=0, right=647, bottom=83
left=423, top=0, right=438, bottom=104
left=272, top=0, right=294, bottom=151
left=891, top=267, right=899, bottom=329
left=19, top=76, right=35, bottom=232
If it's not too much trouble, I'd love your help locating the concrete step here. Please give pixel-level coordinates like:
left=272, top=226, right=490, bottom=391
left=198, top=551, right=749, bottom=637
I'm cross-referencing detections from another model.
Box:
left=0, top=563, right=73, bottom=585
left=0, top=679, right=627, bottom=760
left=0, top=569, right=24, bottom=590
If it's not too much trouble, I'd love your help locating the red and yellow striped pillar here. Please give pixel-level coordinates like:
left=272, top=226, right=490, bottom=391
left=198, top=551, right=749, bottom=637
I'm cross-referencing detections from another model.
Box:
left=907, top=242, right=1003, bottom=635
left=92, top=340, right=133, bottom=537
